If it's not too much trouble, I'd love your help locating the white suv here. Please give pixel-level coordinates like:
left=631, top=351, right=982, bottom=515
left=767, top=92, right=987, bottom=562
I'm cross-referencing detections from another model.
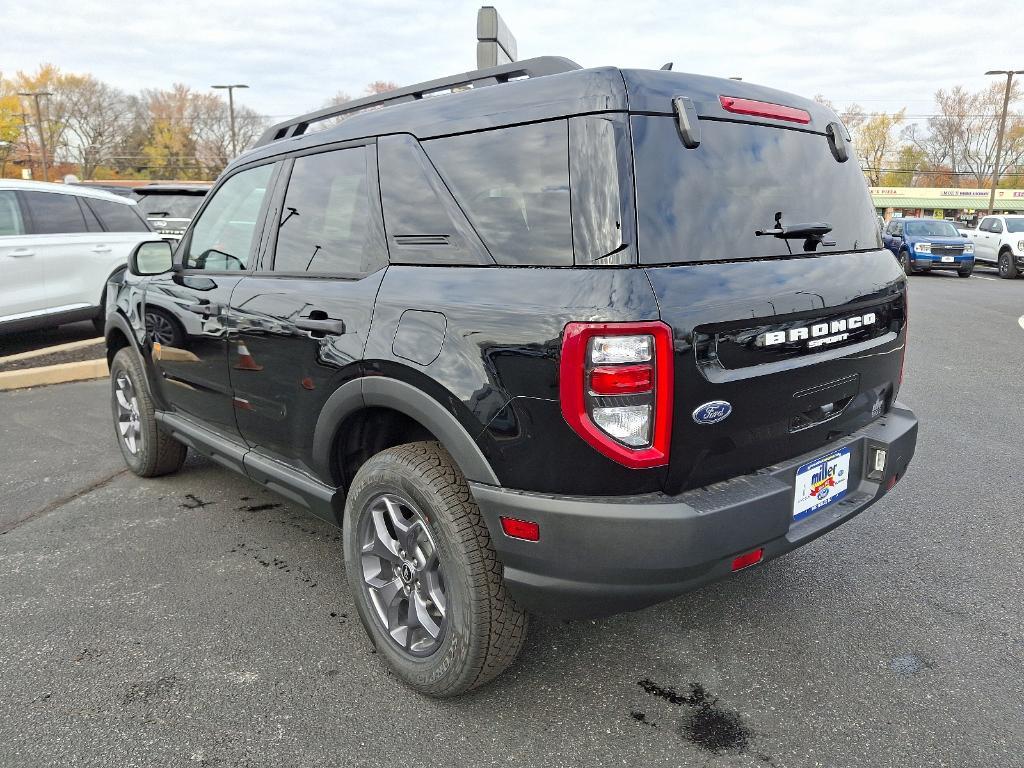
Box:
left=0, top=180, right=153, bottom=334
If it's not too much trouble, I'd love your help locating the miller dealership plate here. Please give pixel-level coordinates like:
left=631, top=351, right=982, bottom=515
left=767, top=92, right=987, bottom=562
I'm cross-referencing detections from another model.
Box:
left=692, top=400, right=732, bottom=425
left=793, top=446, right=851, bottom=521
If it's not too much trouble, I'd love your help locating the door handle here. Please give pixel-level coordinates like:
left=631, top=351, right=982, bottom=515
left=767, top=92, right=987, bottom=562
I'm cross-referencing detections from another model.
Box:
left=8, top=248, right=34, bottom=257
left=91, top=245, right=113, bottom=253
left=295, top=316, right=346, bottom=336
left=187, top=302, right=221, bottom=317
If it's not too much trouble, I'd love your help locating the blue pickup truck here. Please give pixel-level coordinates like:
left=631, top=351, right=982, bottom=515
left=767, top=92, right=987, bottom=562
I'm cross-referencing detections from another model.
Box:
left=882, top=217, right=975, bottom=277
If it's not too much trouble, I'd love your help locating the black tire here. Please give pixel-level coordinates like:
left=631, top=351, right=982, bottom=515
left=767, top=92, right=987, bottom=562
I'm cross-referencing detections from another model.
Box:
left=957, top=264, right=973, bottom=278
left=899, top=250, right=913, bottom=276
left=109, top=347, right=187, bottom=477
left=342, top=441, right=527, bottom=697
left=999, top=250, right=1019, bottom=279
left=145, top=307, right=186, bottom=347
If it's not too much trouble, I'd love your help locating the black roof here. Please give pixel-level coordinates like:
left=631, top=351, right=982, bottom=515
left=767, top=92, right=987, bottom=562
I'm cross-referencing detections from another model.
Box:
left=133, top=184, right=212, bottom=195
left=232, top=56, right=841, bottom=171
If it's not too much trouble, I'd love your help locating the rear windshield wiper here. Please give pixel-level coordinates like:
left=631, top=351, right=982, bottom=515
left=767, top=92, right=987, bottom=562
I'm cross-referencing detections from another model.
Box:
left=756, top=213, right=835, bottom=251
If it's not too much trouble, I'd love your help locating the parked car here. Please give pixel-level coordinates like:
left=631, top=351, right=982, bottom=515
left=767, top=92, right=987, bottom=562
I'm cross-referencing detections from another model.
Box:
left=132, top=184, right=210, bottom=239
left=882, top=217, right=975, bottom=277
left=104, top=57, right=917, bottom=696
left=959, top=214, right=1024, bottom=278
left=0, top=180, right=153, bottom=334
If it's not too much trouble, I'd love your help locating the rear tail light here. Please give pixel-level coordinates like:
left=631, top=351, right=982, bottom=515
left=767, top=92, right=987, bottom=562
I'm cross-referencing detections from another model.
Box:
left=731, top=548, right=764, bottom=572
left=896, top=288, right=908, bottom=396
left=559, top=321, right=673, bottom=469
left=719, top=95, right=811, bottom=124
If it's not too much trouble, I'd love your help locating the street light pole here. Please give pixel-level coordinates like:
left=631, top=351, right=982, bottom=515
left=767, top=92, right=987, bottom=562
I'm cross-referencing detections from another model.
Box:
left=211, top=84, right=249, bottom=158
left=18, top=91, right=53, bottom=181
left=984, top=69, right=1024, bottom=215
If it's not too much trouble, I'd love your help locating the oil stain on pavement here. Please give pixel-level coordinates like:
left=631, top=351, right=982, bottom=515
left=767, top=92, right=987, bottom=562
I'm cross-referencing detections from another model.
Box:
left=637, top=678, right=752, bottom=755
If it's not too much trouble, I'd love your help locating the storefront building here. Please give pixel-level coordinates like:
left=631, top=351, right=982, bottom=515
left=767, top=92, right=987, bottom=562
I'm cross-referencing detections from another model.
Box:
left=870, top=187, right=1024, bottom=226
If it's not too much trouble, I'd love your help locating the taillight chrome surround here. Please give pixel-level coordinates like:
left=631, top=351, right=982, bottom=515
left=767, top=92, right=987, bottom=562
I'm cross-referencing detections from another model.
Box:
left=559, top=321, right=674, bottom=469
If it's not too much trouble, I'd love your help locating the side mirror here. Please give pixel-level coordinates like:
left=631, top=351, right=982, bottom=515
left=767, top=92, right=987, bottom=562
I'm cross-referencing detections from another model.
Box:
left=129, top=240, right=174, bottom=276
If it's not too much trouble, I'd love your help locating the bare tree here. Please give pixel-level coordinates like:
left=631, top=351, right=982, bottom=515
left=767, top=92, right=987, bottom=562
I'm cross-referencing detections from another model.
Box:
left=61, top=75, right=131, bottom=178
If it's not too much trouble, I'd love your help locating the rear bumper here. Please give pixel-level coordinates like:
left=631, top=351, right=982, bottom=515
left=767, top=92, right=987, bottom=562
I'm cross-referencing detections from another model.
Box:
left=471, top=404, right=918, bottom=618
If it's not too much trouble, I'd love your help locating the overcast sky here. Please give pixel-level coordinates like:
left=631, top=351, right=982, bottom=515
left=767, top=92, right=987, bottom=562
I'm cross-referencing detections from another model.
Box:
left=3, top=0, right=1021, bottom=122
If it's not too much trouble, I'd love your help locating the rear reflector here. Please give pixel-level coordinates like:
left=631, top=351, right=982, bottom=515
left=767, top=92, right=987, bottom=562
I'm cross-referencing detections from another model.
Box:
left=731, top=548, right=764, bottom=572
left=589, top=364, right=653, bottom=395
left=719, top=95, right=810, bottom=124
left=500, top=516, right=540, bottom=542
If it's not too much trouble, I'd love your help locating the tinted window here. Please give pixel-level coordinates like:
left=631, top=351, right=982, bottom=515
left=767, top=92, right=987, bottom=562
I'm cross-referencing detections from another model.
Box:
left=631, top=117, right=880, bottom=263
left=85, top=198, right=150, bottom=232
left=904, top=220, right=961, bottom=237
left=136, top=193, right=205, bottom=219
left=273, top=148, right=377, bottom=275
left=0, top=192, right=25, bottom=236
left=186, top=164, right=274, bottom=271
left=425, top=121, right=572, bottom=266
left=22, top=191, right=88, bottom=235
left=378, top=134, right=487, bottom=265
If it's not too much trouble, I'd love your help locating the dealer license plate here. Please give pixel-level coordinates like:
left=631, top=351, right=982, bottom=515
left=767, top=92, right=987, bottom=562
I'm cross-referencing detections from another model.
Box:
left=793, top=446, right=851, bottom=521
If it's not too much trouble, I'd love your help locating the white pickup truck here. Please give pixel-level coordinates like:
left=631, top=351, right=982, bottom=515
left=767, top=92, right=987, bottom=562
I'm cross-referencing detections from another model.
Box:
left=959, top=215, right=1024, bottom=279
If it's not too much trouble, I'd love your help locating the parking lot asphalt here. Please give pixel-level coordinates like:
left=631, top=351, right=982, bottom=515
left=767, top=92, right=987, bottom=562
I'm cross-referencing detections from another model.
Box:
left=0, top=270, right=1022, bottom=768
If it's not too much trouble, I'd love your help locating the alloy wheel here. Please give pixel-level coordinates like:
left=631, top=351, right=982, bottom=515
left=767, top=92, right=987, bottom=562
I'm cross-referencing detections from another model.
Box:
left=114, top=372, right=142, bottom=455
left=999, top=253, right=1008, bottom=277
left=145, top=310, right=176, bottom=346
left=358, top=493, right=448, bottom=657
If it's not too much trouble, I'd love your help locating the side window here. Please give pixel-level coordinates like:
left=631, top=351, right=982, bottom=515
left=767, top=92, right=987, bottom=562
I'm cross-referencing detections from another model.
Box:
left=424, top=120, right=573, bottom=266
left=186, top=163, right=274, bottom=271
left=22, top=191, right=88, bottom=235
left=991, top=219, right=1003, bottom=234
left=378, top=134, right=488, bottom=265
left=85, top=198, right=150, bottom=233
left=0, top=192, right=25, bottom=236
left=272, top=147, right=382, bottom=275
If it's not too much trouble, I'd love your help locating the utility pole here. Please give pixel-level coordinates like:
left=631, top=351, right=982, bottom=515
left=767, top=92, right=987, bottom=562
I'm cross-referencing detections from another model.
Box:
left=18, top=91, right=52, bottom=181
left=211, top=84, right=249, bottom=158
left=984, top=69, right=1024, bottom=215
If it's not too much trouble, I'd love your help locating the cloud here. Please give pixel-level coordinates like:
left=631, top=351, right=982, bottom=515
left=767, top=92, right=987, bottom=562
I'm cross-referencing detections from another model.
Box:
left=2, top=0, right=1019, bottom=121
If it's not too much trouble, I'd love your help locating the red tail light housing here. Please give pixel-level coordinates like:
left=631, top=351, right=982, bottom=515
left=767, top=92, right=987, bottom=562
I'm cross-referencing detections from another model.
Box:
left=559, top=321, right=674, bottom=469
left=719, top=95, right=810, bottom=125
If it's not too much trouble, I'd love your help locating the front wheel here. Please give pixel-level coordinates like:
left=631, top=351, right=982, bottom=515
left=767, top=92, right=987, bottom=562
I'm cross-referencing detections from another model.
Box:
left=109, top=347, right=187, bottom=477
left=999, top=251, right=1019, bottom=279
left=957, top=264, right=973, bottom=278
left=900, top=250, right=914, bottom=276
left=343, top=441, right=527, bottom=697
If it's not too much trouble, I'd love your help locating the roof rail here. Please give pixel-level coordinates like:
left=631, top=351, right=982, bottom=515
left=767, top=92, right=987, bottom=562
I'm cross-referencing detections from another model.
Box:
left=254, top=56, right=582, bottom=148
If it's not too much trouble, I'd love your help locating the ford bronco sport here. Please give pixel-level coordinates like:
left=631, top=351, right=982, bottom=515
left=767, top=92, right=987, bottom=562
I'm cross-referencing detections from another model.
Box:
left=105, top=57, right=918, bottom=697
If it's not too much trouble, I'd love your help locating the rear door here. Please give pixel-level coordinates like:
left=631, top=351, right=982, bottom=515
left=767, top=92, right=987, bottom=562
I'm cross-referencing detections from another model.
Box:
left=0, top=190, right=45, bottom=321
left=229, top=143, right=387, bottom=478
left=145, top=162, right=278, bottom=437
left=630, top=111, right=906, bottom=494
left=19, top=190, right=98, bottom=312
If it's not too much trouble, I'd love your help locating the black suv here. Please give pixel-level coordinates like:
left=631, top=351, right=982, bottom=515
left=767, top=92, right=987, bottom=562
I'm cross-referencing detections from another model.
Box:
left=105, top=57, right=918, bottom=697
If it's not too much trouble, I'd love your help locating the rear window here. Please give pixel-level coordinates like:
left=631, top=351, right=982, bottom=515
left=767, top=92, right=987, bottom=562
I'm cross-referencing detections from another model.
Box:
left=631, top=117, right=880, bottom=264
left=22, top=191, right=88, bottom=235
left=424, top=121, right=572, bottom=266
left=84, top=198, right=150, bottom=232
left=136, top=193, right=205, bottom=219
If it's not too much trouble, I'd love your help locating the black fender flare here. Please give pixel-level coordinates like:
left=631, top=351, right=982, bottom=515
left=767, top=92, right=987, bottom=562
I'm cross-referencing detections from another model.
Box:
left=311, top=377, right=500, bottom=487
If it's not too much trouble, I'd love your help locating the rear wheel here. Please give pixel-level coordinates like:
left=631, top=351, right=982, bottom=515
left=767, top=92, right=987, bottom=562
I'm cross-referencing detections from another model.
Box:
left=109, top=347, right=187, bottom=477
left=999, top=250, right=1018, bottom=279
left=342, top=441, right=527, bottom=697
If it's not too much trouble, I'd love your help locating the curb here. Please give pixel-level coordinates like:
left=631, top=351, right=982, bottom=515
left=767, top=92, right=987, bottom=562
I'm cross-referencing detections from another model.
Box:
left=0, top=336, right=102, bottom=364
left=0, top=359, right=108, bottom=391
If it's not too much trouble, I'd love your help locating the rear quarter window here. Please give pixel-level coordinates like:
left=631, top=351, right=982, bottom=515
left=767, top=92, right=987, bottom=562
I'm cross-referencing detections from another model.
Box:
left=424, top=121, right=573, bottom=266
left=22, top=191, right=88, bottom=235
left=631, top=117, right=880, bottom=264
left=85, top=198, right=151, bottom=232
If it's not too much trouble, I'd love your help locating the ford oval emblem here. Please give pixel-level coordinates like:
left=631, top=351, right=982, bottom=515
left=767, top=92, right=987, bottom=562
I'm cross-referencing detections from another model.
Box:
left=692, top=400, right=732, bottom=425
